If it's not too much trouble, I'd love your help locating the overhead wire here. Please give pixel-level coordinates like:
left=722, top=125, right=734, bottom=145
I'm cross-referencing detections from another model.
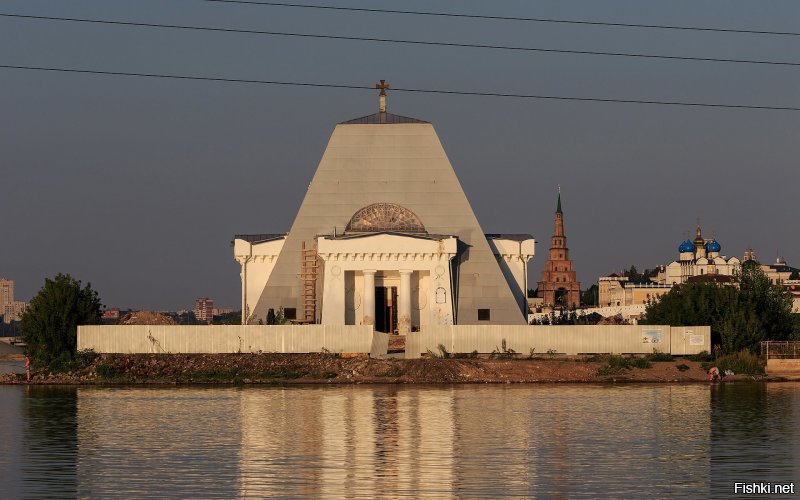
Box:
left=2, top=64, right=798, bottom=112
left=2, top=12, right=799, bottom=68
left=198, top=0, right=800, bottom=38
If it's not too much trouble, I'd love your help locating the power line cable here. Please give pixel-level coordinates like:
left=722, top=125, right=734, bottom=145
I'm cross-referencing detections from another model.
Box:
left=2, top=63, right=798, bottom=112
left=3, top=13, right=799, bottom=68
left=198, top=0, right=800, bottom=38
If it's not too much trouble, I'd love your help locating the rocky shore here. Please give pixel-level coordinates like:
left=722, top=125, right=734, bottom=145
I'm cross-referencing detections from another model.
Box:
left=0, top=353, right=764, bottom=384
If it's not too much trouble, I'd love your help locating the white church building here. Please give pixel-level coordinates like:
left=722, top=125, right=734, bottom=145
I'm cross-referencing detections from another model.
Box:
left=655, top=225, right=740, bottom=285
left=233, top=86, right=534, bottom=333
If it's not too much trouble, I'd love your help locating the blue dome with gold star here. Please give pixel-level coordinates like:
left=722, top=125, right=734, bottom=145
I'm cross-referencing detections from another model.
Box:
left=706, top=240, right=721, bottom=253
left=679, top=240, right=694, bottom=253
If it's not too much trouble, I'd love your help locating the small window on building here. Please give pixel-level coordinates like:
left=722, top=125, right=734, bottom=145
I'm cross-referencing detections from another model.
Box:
left=284, top=308, right=297, bottom=320
left=478, top=309, right=491, bottom=321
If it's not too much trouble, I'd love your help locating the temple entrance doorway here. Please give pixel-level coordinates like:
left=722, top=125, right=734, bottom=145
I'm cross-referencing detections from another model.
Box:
left=375, top=286, right=398, bottom=333
left=554, top=288, right=568, bottom=309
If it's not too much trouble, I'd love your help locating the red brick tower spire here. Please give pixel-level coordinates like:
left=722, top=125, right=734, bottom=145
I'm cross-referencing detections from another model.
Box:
left=537, top=188, right=581, bottom=309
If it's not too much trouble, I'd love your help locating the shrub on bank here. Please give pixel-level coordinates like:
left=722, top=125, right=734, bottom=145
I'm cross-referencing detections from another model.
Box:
left=687, top=351, right=714, bottom=362
left=705, top=351, right=765, bottom=375
left=595, top=354, right=653, bottom=375
left=647, top=352, right=673, bottom=362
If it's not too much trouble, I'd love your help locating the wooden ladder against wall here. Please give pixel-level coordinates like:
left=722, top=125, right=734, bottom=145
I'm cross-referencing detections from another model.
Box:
left=300, top=241, right=319, bottom=323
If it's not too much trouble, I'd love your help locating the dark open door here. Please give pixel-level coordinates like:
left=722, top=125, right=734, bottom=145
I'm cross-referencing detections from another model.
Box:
left=375, top=286, right=388, bottom=333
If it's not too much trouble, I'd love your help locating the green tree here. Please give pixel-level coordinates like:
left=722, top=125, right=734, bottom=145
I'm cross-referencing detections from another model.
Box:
left=214, top=311, right=242, bottom=325
left=21, top=274, right=102, bottom=369
left=642, top=264, right=794, bottom=353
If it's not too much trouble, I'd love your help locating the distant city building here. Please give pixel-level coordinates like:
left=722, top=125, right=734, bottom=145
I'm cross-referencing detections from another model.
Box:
left=598, top=229, right=799, bottom=311
left=0, top=279, right=12, bottom=306
left=784, top=280, right=800, bottom=313
left=745, top=250, right=800, bottom=286
left=536, top=190, right=580, bottom=310
left=598, top=224, right=738, bottom=308
left=194, top=297, right=214, bottom=324
left=744, top=250, right=800, bottom=312
left=212, top=307, right=236, bottom=317
left=598, top=275, right=672, bottom=308
left=0, top=278, right=28, bottom=324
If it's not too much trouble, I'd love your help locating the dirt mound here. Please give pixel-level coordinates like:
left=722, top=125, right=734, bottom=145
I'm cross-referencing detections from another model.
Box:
left=597, top=314, right=629, bottom=325
left=119, top=311, right=176, bottom=325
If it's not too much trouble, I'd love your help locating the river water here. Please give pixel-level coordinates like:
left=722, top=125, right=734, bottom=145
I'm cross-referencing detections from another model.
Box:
left=0, top=383, right=797, bottom=498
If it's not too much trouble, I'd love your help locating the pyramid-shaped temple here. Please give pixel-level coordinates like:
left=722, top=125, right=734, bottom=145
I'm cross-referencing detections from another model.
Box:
left=233, top=86, right=534, bottom=332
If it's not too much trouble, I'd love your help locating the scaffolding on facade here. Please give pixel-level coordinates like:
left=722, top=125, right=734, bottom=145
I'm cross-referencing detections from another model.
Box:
left=300, top=241, right=318, bottom=323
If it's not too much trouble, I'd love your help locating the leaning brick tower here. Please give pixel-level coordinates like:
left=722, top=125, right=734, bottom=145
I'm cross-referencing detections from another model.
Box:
left=536, top=189, right=581, bottom=309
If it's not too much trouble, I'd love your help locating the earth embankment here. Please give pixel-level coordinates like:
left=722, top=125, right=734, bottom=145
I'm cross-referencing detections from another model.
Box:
left=0, top=353, right=755, bottom=384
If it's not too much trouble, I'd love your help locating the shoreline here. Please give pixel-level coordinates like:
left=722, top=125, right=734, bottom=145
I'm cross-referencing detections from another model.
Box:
left=0, top=353, right=774, bottom=385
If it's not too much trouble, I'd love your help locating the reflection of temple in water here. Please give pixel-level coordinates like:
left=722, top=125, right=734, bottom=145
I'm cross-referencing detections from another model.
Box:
left=238, top=386, right=456, bottom=497
left=65, top=384, right=725, bottom=497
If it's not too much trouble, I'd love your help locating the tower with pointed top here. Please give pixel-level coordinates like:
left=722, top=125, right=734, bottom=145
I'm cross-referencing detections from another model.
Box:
left=536, top=189, right=581, bottom=309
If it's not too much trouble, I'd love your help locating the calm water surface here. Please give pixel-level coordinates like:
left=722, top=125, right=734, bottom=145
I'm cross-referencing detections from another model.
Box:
left=0, top=383, right=798, bottom=498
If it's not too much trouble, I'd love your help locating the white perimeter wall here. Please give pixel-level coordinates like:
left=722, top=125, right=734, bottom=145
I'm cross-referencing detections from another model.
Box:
left=78, top=325, right=388, bottom=357
left=406, top=325, right=710, bottom=358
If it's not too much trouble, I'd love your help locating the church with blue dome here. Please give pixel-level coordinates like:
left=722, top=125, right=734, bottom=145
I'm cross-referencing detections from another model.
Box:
left=655, top=225, right=740, bottom=285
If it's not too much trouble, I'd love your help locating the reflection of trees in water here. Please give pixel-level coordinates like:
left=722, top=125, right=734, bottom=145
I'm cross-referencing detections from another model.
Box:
left=22, top=387, right=78, bottom=497
left=12, top=384, right=797, bottom=497
left=711, top=383, right=798, bottom=496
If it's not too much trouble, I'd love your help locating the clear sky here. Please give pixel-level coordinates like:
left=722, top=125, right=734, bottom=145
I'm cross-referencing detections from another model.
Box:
left=2, top=0, right=798, bottom=309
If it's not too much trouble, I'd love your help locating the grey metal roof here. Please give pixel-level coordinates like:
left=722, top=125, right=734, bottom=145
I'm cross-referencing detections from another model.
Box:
left=485, top=233, right=535, bottom=242
left=339, top=112, right=429, bottom=125
left=768, top=264, right=800, bottom=273
left=233, top=233, right=286, bottom=244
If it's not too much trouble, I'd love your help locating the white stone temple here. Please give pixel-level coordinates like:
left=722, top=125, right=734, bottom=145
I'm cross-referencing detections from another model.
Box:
left=233, top=84, right=534, bottom=332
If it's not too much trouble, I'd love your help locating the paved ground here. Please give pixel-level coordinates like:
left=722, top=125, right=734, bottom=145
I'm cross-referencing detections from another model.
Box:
left=0, top=340, right=24, bottom=355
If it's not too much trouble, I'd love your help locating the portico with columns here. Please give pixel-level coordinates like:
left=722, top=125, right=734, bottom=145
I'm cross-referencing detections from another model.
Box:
left=317, top=232, right=458, bottom=333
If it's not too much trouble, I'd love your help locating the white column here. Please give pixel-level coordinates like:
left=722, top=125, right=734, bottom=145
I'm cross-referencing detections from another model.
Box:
left=239, top=257, right=249, bottom=325
left=362, top=270, right=376, bottom=327
left=321, top=263, right=345, bottom=325
left=398, top=270, right=412, bottom=334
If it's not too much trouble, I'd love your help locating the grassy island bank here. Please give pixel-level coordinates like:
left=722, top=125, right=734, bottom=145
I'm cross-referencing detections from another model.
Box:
left=0, top=352, right=770, bottom=385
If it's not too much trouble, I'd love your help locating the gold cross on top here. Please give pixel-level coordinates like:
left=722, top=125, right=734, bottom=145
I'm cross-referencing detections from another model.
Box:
left=375, top=79, right=390, bottom=95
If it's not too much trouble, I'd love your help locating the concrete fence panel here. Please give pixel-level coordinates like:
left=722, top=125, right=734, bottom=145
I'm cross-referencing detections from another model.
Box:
left=406, top=325, right=710, bottom=358
left=77, top=325, right=384, bottom=356
left=669, top=326, right=712, bottom=356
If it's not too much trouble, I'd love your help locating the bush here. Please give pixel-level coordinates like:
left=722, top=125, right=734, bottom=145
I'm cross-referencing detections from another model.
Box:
left=714, top=351, right=765, bottom=375
left=96, top=363, right=119, bottom=379
left=594, top=354, right=653, bottom=375
left=676, top=364, right=690, bottom=372
left=490, top=339, right=516, bottom=359
left=687, top=351, right=714, bottom=362
left=629, top=357, right=652, bottom=369
left=648, top=351, right=673, bottom=362
left=74, top=349, right=99, bottom=369
left=21, top=274, right=102, bottom=370
left=596, top=355, right=630, bottom=376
